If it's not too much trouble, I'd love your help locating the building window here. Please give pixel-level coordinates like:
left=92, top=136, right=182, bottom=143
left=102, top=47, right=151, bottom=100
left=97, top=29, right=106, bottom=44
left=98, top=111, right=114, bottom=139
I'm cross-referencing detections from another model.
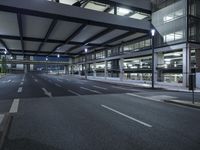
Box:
left=163, top=31, right=184, bottom=43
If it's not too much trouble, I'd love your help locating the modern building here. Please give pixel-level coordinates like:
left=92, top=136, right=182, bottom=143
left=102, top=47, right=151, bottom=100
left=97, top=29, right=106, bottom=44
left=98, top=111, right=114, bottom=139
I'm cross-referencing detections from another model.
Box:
left=68, top=0, right=200, bottom=89
left=0, top=0, right=199, bottom=88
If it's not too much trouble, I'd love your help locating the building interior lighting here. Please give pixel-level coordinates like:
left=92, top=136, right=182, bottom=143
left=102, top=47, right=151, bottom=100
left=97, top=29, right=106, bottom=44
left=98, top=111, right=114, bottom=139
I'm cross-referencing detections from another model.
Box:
left=118, top=8, right=132, bottom=15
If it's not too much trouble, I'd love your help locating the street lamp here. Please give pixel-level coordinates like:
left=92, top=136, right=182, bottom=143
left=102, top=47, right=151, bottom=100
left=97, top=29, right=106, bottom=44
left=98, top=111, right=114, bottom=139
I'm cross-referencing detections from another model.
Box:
left=84, top=48, right=88, bottom=79
left=151, top=29, right=156, bottom=89
left=4, top=49, right=7, bottom=74
left=57, top=54, right=60, bottom=75
left=45, top=57, right=48, bottom=73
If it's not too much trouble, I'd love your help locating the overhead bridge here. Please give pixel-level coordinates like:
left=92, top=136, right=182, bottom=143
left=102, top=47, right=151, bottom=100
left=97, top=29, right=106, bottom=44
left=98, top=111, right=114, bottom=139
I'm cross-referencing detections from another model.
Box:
left=0, top=60, right=69, bottom=65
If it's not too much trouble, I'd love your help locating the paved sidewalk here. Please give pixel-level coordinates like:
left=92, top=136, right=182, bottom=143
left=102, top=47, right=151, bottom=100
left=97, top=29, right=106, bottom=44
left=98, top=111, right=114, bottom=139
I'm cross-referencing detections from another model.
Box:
left=164, top=100, right=200, bottom=109
left=83, top=76, right=200, bottom=93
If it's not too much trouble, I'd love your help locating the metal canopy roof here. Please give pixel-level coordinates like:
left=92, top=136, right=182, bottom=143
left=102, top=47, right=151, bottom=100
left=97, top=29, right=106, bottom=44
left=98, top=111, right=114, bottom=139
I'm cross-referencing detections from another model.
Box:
left=0, top=0, right=151, bottom=57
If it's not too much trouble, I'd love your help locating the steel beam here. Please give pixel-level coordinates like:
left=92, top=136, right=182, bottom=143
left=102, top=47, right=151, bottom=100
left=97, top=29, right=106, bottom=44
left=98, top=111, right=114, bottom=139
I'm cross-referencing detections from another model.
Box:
left=17, top=13, right=24, bottom=56
left=35, top=19, right=57, bottom=55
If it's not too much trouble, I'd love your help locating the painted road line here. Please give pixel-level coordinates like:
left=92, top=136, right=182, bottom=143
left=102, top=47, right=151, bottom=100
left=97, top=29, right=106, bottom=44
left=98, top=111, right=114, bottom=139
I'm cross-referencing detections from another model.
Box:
left=20, top=81, right=23, bottom=85
left=42, top=88, right=52, bottom=97
left=18, top=87, right=23, bottom=93
left=111, top=86, right=141, bottom=92
left=93, top=85, right=107, bottom=90
left=55, top=83, right=62, bottom=87
left=9, top=98, right=20, bottom=113
left=34, top=79, right=38, bottom=82
left=101, top=104, right=152, bottom=128
left=80, top=87, right=101, bottom=94
left=8, top=80, right=11, bottom=83
left=126, top=93, right=161, bottom=102
left=68, top=90, right=80, bottom=96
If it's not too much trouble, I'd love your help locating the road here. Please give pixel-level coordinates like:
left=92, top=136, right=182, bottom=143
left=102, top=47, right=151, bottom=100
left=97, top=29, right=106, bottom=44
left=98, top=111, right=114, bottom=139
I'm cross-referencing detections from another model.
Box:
left=0, top=73, right=200, bottom=150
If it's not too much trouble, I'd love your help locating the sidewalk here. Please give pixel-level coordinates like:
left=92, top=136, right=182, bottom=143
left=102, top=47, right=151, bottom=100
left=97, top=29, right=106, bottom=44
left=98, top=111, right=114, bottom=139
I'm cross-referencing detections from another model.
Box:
left=83, top=76, right=200, bottom=93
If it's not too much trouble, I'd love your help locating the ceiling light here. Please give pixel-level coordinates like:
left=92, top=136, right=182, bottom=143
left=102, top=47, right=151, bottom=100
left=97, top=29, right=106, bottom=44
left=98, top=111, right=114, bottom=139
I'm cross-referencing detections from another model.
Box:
left=118, top=8, right=132, bottom=15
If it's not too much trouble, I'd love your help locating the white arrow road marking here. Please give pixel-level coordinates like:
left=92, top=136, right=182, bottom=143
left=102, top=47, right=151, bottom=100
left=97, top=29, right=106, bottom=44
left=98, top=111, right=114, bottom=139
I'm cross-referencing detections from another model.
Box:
left=18, top=87, right=23, bottom=93
left=80, top=87, right=101, bottom=94
left=0, top=114, right=5, bottom=124
left=42, top=88, right=52, bottom=97
left=93, top=85, right=107, bottom=90
left=101, top=105, right=152, bottom=128
left=9, top=98, right=20, bottom=113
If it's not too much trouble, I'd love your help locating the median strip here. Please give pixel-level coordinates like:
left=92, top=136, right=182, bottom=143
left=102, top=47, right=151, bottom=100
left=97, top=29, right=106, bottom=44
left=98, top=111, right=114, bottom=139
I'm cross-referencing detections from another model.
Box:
left=101, top=104, right=152, bottom=128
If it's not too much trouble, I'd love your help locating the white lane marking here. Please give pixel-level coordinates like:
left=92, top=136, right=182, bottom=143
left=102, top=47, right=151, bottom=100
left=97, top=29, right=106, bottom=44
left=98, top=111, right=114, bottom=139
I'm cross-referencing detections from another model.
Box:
left=18, top=87, right=23, bottom=93
left=68, top=90, right=80, bottom=96
left=42, top=88, right=52, bottom=97
left=34, top=79, right=38, bottom=82
left=20, top=81, right=23, bottom=85
left=57, top=79, right=63, bottom=82
left=93, top=85, right=107, bottom=90
left=55, top=83, right=62, bottom=87
left=111, top=86, right=141, bottom=92
left=0, top=114, right=5, bottom=124
left=9, top=98, right=20, bottom=113
left=126, top=93, right=161, bottom=102
left=80, top=87, right=101, bottom=94
left=8, top=79, right=11, bottom=83
left=22, top=79, right=24, bottom=82
left=101, top=105, right=152, bottom=128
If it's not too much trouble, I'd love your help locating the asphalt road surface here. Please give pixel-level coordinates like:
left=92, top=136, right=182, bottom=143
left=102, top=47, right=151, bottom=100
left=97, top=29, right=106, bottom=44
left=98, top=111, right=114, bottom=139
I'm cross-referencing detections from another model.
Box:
left=0, top=73, right=200, bottom=150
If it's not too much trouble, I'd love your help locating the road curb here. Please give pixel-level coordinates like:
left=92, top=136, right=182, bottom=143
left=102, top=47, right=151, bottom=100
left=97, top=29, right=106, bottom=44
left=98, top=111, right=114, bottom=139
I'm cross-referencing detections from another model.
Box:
left=0, top=113, right=13, bottom=150
left=164, top=100, right=200, bottom=109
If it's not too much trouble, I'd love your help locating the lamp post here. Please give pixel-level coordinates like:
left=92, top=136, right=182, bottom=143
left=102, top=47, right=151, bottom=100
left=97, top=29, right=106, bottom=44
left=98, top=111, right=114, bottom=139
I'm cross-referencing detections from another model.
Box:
left=57, top=54, right=60, bottom=75
left=46, top=57, right=48, bottom=73
left=151, top=29, right=155, bottom=89
left=84, top=48, right=88, bottom=79
left=4, top=50, right=7, bottom=74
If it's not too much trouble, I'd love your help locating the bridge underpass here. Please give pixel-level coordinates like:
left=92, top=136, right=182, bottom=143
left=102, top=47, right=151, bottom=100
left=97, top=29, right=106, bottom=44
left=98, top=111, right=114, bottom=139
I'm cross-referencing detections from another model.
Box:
left=0, top=1, right=199, bottom=150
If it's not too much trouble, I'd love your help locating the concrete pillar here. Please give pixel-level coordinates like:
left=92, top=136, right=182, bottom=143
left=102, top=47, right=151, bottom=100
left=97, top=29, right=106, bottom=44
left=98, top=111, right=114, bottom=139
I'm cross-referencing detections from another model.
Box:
left=119, top=58, right=124, bottom=81
left=154, top=52, right=164, bottom=82
left=195, top=49, right=200, bottom=88
left=24, top=64, right=28, bottom=73
left=104, top=61, right=108, bottom=79
left=78, top=65, right=81, bottom=76
left=64, top=65, right=67, bottom=75
left=182, top=46, right=190, bottom=87
left=93, top=63, right=96, bottom=78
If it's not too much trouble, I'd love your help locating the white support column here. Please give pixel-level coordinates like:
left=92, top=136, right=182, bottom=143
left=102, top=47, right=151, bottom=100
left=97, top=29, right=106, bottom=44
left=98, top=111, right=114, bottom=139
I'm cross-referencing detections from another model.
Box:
left=24, top=64, right=27, bottom=73
left=78, top=65, right=81, bottom=76
left=154, top=52, right=164, bottom=82
left=64, top=65, right=67, bottom=75
left=119, top=58, right=124, bottom=81
left=182, top=46, right=190, bottom=87
left=93, top=63, right=96, bottom=78
left=104, top=61, right=108, bottom=79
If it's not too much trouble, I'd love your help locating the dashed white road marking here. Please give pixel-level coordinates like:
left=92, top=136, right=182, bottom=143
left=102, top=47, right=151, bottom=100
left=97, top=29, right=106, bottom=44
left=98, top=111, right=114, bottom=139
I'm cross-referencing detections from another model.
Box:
left=111, top=86, right=142, bottom=92
left=34, top=79, right=38, bottom=82
left=20, top=82, right=23, bottom=85
left=93, top=85, right=107, bottom=90
left=101, top=104, right=152, bottom=128
left=126, top=93, right=161, bottom=102
left=55, top=83, right=62, bottom=87
left=8, top=80, right=11, bottom=83
left=42, top=88, right=52, bottom=97
left=9, top=98, right=20, bottom=113
left=80, top=87, right=101, bottom=94
left=68, top=90, right=80, bottom=96
left=18, top=87, right=23, bottom=93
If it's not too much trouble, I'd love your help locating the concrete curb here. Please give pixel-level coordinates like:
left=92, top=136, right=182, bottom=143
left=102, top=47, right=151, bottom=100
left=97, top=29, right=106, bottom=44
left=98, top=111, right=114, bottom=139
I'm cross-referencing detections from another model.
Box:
left=164, top=100, right=200, bottom=109
left=0, top=113, right=13, bottom=150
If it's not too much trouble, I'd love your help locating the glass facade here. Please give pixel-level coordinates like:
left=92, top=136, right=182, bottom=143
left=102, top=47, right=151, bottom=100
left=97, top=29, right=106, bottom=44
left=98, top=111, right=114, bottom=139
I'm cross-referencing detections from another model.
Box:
left=152, top=0, right=187, bottom=47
